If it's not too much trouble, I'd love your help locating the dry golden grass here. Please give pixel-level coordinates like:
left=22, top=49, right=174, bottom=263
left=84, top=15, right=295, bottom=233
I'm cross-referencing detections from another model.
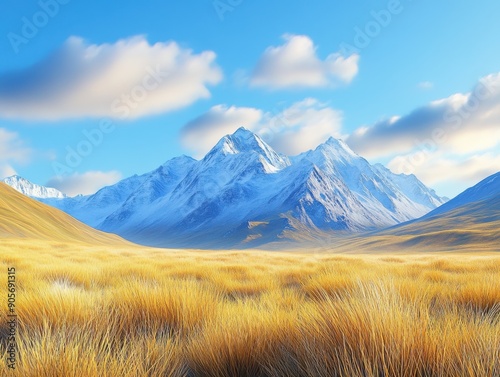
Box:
left=1, top=238, right=499, bottom=376
left=0, top=183, right=126, bottom=245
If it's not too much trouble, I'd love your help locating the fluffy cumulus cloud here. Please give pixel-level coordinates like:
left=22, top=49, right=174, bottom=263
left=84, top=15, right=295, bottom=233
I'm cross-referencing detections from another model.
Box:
left=0, top=164, right=17, bottom=180
left=180, top=98, right=343, bottom=157
left=259, top=99, right=343, bottom=155
left=0, top=36, right=223, bottom=121
left=388, top=151, right=500, bottom=189
left=0, top=128, right=32, bottom=179
left=46, top=170, right=122, bottom=196
left=250, top=34, right=359, bottom=89
left=346, top=73, right=500, bottom=195
left=347, top=74, right=500, bottom=158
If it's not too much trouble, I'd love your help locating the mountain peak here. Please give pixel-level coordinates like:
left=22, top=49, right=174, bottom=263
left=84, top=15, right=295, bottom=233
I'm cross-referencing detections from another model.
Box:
left=2, top=175, right=66, bottom=199
left=323, top=137, right=358, bottom=155
left=233, top=126, right=254, bottom=138
left=4, top=174, right=24, bottom=182
left=225, top=127, right=265, bottom=153
left=325, top=136, right=343, bottom=145
left=203, top=127, right=290, bottom=172
left=297, top=136, right=360, bottom=167
left=209, top=127, right=258, bottom=156
left=162, top=154, right=197, bottom=166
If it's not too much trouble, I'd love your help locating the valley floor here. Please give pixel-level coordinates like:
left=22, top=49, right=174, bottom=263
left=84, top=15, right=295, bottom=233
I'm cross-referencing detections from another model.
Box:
left=1, top=239, right=499, bottom=376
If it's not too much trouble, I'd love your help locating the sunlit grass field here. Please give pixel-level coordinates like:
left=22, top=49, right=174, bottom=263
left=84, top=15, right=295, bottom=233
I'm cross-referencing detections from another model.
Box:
left=1, top=239, right=499, bottom=377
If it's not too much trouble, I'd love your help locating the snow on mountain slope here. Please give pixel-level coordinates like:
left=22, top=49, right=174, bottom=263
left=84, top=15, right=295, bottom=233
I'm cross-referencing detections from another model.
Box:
left=99, top=130, right=290, bottom=243
left=2, top=175, right=66, bottom=199
left=205, top=127, right=290, bottom=172
left=99, top=155, right=197, bottom=231
left=294, top=139, right=448, bottom=223
left=42, top=159, right=197, bottom=227
left=21, top=128, right=448, bottom=248
left=42, top=173, right=148, bottom=227
left=167, top=129, right=289, bottom=212
left=372, top=164, right=447, bottom=209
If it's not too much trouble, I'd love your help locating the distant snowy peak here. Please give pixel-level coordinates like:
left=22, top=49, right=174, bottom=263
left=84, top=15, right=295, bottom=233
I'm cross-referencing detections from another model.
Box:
left=2, top=175, right=66, bottom=199
left=161, top=155, right=197, bottom=170
left=291, top=137, right=447, bottom=222
left=295, top=136, right=365, bottom=171
left=321, top=137, right=361, bottom=159
left=204, top=127, right=290, bottom=172
left=372, top=163, right=447, bottom=209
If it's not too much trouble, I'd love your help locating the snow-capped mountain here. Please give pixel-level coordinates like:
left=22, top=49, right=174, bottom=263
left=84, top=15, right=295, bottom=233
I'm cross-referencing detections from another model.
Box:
left=16, top=128, right=448, bottom=248
left=293, top=138, right=445, bottom=224
left=2, top=175, right=66, bottom=199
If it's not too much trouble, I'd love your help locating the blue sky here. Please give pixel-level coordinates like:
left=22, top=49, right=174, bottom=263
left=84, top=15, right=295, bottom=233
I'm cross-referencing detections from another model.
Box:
left=0, top=0, right=499, bottom=197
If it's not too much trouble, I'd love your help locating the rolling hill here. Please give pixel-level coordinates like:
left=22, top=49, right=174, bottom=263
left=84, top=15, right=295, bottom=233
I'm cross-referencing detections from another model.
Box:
left=331, top=172, right=500, bottom=252
left=0, top=182, right=126, bottom=245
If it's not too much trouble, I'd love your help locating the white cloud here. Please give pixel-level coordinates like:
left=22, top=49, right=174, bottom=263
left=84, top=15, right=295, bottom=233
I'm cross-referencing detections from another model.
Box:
left=0, top=164, right=17, bottom=180
left=343, top=72, right=500, bottom=197
left=0, top=36, right=223, bottom=121
left=46, top=171, right=122, bottom=196
left=346, top=73, right=500, bottom=159
left=250, top=34, right=359, bottom=89
left=180, top=99, right=343, bottom=157
left=258, top=99, right=343, bottom=155
left=0, top=128, right=32, bottom=178
left=388, top=150, right=500, bottom=197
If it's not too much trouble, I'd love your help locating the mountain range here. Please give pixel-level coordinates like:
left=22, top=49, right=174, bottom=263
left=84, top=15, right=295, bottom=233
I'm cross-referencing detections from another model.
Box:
left=3, top=128, right=451, bottom=248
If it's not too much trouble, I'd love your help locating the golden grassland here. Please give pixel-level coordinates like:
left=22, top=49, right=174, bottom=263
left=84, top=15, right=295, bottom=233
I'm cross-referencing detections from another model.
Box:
left=1, top=238, right=499, bottom=377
